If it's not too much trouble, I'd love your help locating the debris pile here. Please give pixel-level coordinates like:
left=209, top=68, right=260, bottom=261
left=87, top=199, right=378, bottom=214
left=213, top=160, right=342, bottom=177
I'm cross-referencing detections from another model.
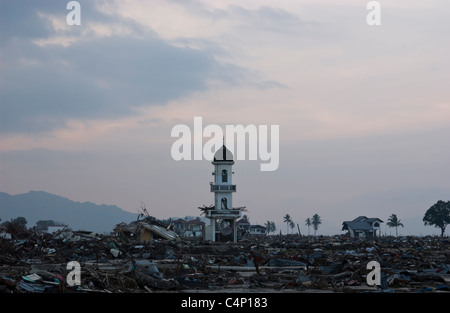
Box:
left=1, top=219, right=449, bottom=293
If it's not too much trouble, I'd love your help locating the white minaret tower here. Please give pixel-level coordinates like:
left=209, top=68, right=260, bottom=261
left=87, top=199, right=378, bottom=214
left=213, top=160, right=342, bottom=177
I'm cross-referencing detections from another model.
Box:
left=212, top=144, right=235, bottom=211
left=204, top=144, right=241, bottom=242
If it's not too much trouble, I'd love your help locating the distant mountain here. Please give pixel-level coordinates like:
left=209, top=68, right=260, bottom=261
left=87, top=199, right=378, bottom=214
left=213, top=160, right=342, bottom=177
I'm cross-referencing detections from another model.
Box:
left=0, top=191, right=137, bottom=233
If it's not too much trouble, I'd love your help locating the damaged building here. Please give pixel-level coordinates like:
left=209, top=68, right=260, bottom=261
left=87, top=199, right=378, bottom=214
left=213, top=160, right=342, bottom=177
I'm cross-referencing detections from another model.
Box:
left=114, top=217, right=180, bottom=242
left=342, top=216, right=383, bottom=238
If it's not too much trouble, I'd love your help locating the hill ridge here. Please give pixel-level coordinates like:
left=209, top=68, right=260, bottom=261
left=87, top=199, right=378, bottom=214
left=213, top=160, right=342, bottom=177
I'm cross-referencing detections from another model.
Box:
left=0, top=190, right=137, bottom=234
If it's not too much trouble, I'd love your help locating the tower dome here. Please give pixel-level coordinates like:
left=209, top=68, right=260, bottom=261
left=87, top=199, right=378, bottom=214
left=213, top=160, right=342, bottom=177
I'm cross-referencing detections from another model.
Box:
left=213, top=145, right=234, bottom=162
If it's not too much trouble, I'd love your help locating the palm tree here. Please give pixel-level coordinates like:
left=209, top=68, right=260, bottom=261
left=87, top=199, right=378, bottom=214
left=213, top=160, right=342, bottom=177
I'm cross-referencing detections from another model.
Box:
left=283, top=214, right=291, bottom=235
left=311, top=214, right=322, bottom=236
left=265, top=221, right=276, bottom=235
left=264, top=221, right=270, bottom=235
left=387, top=214, right=404, bottom=236
left=305, top=218, right=312, bottom=236
left=289, top=220, right=296, bottom=234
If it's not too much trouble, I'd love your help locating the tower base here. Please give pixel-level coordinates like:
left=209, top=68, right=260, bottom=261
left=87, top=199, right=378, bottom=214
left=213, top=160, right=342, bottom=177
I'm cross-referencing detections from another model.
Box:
left=204, top=212, right=240, bottom=242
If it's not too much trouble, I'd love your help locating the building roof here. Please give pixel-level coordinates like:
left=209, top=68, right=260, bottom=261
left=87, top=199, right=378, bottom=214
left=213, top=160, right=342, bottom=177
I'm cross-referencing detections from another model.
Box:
left=213, top=145, right=234, bottom=162
left=342, top=216, right=383, bottom=231
left=141, top=223, right=180, bottom=241
left=236, top=218, right=250, bottom=225
left=249, top=225, right=266, bottom=230
left=353, top=216, right=367, bottom=222
left=365, top=217, right=383, bottom=223
left=186, top=219, right=205, bottom=225
left=348, top=216, right=383, bottom=223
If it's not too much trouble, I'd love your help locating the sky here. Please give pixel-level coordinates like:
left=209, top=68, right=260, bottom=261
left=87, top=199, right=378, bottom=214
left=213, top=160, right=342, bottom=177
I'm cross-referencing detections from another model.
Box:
left=1, top=0, right=449, bottom=236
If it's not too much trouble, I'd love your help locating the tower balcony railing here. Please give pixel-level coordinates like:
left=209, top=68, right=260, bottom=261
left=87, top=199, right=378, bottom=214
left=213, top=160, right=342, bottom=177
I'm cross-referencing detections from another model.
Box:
left=210, top=184, right=236, bottom=192
left=207, top=209, right=242, bottom=217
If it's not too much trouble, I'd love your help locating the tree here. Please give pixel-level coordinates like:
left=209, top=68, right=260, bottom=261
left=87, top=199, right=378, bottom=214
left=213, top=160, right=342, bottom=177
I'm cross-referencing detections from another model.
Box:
left=270, top=221, right=276, bottom=235
left=265, top=221, right=276, bottom=235
left=289, top=220, right=296, bottom=234
left=2, top=217, right=28, bottom=238
left=423, top=200, right=450, bottom=237
left=13, top=217, right=27, bottom=228
left=264, top=221, right=270, bottom=234
left=305, top=218, right=312, bottom=236
left=386, top=214, right=404, bottom=236
left=283, top=214, right=291, bottom=235
left=311, top=214, right=322, bottom=236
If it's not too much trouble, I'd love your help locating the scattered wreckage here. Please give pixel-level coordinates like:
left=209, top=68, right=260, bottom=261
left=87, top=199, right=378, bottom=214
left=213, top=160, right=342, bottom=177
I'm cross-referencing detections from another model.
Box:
left=1, top=217, right=449, bottom=293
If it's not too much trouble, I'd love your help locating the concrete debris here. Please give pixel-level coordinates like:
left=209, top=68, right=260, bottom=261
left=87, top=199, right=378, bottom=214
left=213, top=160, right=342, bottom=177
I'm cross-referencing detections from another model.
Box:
left=1, top=219, right=449, bottom=293
left=114, top=217, right=180, bottom=242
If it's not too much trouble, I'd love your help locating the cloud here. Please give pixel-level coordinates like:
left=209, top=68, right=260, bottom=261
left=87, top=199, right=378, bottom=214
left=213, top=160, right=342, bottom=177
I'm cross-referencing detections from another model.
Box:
left=0, top=0, right=55, bottom=43
left=0, top=0, right=247, bottom=134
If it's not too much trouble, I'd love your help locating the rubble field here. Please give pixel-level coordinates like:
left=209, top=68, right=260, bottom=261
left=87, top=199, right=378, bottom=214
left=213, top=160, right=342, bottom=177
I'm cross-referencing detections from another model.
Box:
left=1, top=219, right=449, bottom=294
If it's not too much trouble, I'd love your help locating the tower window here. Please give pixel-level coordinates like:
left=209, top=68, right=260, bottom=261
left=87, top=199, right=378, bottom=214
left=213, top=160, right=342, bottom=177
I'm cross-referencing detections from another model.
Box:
left=221, top=197, right=228, bottom=209
left=222, top=170, right=228, bottom=182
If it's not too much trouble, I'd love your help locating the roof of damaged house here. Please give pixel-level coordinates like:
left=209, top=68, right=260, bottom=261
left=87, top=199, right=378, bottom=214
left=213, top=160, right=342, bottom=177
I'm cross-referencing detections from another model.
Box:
left=250, top=225, right=266, bottom=230
left=185, top=219, right=204, bottom=225
left=140, top=223, right=180, bottom=241
left=114, top=216, right=180, bottom=241
left=236, top=218, right=250, bottom=226
left=354, top=216, right=383, bottom=223
left=342, top=216, right=383, bottom=231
